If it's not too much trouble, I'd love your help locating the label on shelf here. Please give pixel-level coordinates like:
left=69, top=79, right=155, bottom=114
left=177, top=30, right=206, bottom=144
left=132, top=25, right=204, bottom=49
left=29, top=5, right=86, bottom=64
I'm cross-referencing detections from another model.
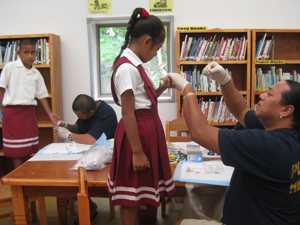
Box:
left=256, top=59, right=286, bottom=64
left=177, top=26, right=207, bottom=31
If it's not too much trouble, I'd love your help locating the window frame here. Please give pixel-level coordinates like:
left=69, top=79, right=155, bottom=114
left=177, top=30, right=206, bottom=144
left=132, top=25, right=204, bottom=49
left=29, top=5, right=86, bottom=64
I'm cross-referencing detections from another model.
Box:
left=87, top=15, right=175, bottom=102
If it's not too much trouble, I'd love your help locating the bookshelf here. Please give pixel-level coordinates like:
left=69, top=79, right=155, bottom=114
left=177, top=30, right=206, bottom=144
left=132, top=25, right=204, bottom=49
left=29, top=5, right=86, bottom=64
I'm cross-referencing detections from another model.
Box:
left=251, top=29, right=300, bottom=107
left=0, top=33, right=62, bottom=151
left=166, top=28, right=251, bottom=141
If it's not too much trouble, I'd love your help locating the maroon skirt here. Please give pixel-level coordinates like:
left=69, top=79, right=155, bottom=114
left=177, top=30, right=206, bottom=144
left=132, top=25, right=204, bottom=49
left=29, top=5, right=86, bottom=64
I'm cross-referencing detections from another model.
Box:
left=2, top=106, right=39, bottom=158
left=107, top=109, right=175, bottom=207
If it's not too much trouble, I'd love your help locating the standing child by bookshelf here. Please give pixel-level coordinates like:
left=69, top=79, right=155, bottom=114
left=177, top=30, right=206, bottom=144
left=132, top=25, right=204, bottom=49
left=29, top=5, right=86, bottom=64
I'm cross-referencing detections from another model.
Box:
left=108, top=7, right=175, bottom=225
left=0, top=39, right=59, bottom=168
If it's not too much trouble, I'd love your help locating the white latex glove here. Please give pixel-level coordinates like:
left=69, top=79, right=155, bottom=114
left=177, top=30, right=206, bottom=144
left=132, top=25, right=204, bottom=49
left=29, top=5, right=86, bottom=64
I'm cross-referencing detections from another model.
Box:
left=57, top=120, right=68, bottom=128
left=56, top=127, right=71, bottom=141
left=202, top=62, right=231, bottom=86
left=167, top=73, right=189, bottom=91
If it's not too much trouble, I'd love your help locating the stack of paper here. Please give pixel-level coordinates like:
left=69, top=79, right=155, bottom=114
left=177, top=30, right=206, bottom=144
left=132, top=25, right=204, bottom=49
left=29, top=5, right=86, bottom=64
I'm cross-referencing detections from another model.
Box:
left=173, top=160, right=234, bottom=186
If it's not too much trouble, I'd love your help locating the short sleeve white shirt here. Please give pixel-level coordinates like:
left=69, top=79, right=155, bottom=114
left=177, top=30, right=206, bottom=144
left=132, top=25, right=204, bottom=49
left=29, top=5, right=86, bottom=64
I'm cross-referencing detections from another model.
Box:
left=0, top=58, right=49, bottom=106
left=114, top=48, right=154, bottom=109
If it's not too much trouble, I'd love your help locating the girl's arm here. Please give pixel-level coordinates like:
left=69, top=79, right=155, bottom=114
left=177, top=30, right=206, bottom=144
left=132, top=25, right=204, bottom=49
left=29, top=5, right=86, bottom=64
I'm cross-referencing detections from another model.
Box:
left=121, top=90, right=150, bottom=171
left=156, top=77, right=172, bottom=97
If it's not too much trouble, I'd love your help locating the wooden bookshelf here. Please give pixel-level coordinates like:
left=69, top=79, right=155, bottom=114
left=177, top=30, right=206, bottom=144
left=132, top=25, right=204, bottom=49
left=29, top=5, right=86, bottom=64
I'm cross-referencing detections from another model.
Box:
left=166, top=28, right=251, bottom=141
left=251, top=29, right=300, bottom=107
left=0, top=33, right=62, bottom=151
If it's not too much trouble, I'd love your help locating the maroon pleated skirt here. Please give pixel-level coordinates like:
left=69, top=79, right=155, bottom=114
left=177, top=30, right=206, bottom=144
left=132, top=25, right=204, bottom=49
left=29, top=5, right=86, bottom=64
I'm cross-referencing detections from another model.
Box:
left=107, top=109, right=175, bottom=207
left=2, top=105, right=39, bottom=158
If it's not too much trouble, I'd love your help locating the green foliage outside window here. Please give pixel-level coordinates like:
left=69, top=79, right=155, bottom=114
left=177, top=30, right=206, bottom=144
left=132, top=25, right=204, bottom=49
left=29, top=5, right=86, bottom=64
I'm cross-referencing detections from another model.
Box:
left=99, top=26, right=168, bottom=94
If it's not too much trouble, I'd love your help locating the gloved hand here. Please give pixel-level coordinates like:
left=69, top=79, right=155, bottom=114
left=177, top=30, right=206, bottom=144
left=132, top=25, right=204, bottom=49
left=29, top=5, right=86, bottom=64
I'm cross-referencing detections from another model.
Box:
left=56, top=127, right=72, bottom=142
left=167, top=73, right=190, bottom=91
left=57, top=120, right=68, bottom=128
left=202, top=62, right=231, bottom=86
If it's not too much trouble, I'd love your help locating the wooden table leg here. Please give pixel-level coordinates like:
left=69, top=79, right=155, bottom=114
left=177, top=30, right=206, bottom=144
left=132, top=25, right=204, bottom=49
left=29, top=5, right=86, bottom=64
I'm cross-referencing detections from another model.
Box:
left=30, top=201, right=37, bottom=223
left=11, top=186, right=29, bottom=225
left=37, top=197, right=48, bottom=225
left=57, top=197, right=68, bottom=225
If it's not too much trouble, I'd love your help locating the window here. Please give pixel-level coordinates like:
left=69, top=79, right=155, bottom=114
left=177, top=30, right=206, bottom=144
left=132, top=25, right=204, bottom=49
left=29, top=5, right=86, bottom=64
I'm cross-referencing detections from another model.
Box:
left=87, top=15, right=175, bottom=102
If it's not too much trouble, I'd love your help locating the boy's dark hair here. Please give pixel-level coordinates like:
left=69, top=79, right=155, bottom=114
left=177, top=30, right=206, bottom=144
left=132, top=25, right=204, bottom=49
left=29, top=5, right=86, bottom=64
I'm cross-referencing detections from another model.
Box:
left=281, top=80, right=300, bottom=136
left=113, top=7, right=165, bottom=65
left=19, top=39, right=37, bottom=49
left=72, top=94, right=96, bottom=114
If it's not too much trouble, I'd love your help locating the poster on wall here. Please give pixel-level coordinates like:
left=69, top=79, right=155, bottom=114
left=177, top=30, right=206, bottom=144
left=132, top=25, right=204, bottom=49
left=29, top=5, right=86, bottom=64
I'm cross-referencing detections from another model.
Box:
left=88, top=0, right=112, bottom=13
left=149, top=0, right=173, bottom=12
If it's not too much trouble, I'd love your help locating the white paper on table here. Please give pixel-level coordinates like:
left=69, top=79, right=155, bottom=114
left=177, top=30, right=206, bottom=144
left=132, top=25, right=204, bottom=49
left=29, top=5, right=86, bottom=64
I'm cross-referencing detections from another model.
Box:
left=29, top=153, right=83, bottom=161
left=38, top=143, right=93, bottom=155
left=173, top=160, right=234, bottom=186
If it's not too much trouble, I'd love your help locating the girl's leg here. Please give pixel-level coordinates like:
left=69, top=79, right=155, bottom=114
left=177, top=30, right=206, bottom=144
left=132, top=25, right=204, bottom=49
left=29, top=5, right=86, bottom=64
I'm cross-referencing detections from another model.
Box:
left=11, top=156, right=27, bottom=169
left=121, top=206, right=138, bottom=225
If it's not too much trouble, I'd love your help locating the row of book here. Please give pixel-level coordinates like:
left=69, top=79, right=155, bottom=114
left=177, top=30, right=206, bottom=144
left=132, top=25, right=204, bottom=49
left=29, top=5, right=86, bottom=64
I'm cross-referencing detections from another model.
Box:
left=197, top=97, right=237, bottom=123
left=181, top=66, right=234, bottom=92
left=180, top=35, right=247, bottom=61
left=0, top=38, right=49, bottom=65
left=256, top=66, right=300, bottom=91
left=256, top=33, right=274, bottom=60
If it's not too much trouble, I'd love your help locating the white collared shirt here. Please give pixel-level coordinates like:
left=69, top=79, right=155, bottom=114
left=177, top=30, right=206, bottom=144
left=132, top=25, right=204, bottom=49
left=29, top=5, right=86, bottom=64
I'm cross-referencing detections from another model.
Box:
left=114, top=48, right=153, bottom=109
left=0, top=58, right=49, bottom=106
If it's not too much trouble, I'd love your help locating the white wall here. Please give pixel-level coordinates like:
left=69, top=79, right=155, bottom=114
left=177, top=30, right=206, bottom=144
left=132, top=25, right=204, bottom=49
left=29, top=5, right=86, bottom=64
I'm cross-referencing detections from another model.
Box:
left=0, top=0, right=299, bottom=125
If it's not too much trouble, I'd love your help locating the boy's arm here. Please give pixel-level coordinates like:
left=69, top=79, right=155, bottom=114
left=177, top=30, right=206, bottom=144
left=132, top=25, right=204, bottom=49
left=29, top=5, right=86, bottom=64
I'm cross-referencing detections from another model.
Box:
left=0, top=87, right=5, bottom=110
left=38, top=98, right=60, bottom=125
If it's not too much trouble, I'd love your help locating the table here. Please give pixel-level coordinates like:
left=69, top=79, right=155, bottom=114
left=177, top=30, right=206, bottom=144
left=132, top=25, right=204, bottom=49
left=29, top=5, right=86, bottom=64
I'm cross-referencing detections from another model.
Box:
left=2, top=160, right=185, bottom=225
left=1, top=160, right=110, bottom=225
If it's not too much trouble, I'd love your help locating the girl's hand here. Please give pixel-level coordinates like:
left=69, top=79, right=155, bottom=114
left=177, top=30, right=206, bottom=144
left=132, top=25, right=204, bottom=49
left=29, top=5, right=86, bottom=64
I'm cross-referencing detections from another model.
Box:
left=132, top=151, right=150, bottom=171
left=159, top=76, right=172, bottom=89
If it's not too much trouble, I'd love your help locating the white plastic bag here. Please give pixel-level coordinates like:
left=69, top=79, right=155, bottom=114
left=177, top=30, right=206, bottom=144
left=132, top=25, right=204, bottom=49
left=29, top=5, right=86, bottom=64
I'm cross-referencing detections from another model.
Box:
left=73, top=145, right=113, bottom=170
left=182, top=184, right=226, bottom=221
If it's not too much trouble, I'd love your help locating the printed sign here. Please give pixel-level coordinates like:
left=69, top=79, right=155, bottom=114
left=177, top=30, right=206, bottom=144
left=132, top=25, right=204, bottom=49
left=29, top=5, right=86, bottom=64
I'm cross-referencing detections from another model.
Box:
left=149, top=0, right=173, bottom=12
left=88, top=0, right=111, bottom=13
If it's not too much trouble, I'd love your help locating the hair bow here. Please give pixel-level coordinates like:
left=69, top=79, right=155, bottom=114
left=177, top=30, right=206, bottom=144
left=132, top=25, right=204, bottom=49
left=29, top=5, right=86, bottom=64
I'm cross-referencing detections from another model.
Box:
left=140, top=8, right=150, bottom=17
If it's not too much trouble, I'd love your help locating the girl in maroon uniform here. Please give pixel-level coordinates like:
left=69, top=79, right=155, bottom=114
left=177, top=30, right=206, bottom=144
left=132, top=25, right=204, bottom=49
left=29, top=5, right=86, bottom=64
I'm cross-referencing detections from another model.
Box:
left=108, top=7, right=175, bottom=225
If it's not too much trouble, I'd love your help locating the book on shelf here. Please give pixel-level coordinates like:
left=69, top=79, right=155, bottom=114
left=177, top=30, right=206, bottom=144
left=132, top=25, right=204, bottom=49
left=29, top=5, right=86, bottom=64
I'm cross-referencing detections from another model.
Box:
left=256, top=33, right=267, bottom=59
left=179, top=34, right=188, bottom=60
left=181, top=66, right=235, bottom=92
left=256, top=33, right=275, bottom=60
left=179, top=34, right=247, bottom=61
left=197, top=96, right=237, bottom=123
left=0, top=38, right=49, bottom=66
left=256, top=66, right=300, bottom=91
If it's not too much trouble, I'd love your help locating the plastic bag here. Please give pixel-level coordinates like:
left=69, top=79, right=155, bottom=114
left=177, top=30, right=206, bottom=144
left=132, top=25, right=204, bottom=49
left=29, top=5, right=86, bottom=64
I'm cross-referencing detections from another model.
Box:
left=73, top=145, right=113, bottom=170
left=181, top=184, right=226, bottom=221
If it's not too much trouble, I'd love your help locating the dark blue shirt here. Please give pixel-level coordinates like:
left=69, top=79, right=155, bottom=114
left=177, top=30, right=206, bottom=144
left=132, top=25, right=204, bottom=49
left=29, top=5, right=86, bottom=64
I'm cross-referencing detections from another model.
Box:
left=219, top=111, right=300, bottom=225
left=75, top=100, right=117, bottom=140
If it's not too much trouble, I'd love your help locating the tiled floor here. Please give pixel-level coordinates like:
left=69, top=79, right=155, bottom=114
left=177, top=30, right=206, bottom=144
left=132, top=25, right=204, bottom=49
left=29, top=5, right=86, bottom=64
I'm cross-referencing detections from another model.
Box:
left=1, top=191, right=182, bottom=225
